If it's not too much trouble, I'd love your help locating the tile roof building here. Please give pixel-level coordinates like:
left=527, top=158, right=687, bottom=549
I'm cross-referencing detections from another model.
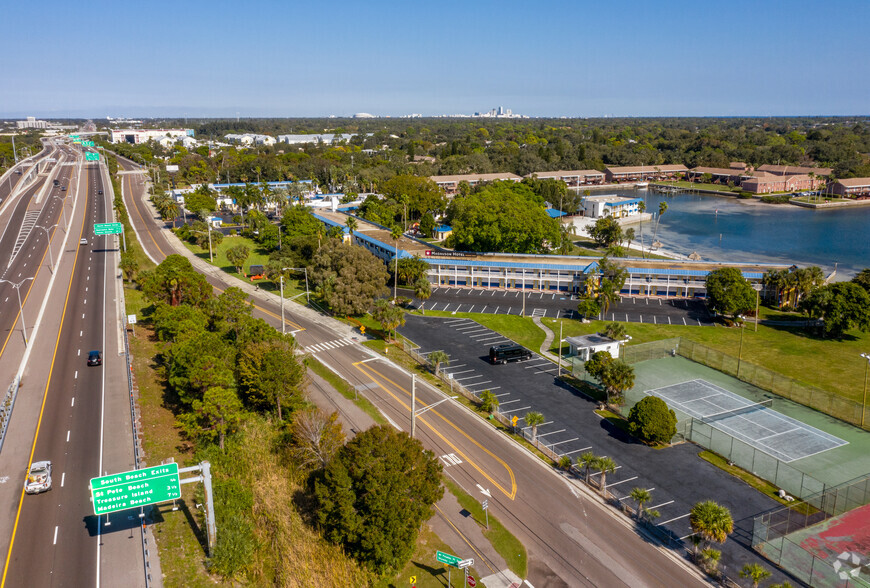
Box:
left=429, top=172, right=522, bottom=195
left=830, top=178, right=870, bottom=197
left=526, top=170, right=605, bottom=187
left=756, top=164, right=832, bottom=177
left=605, top=164, right=688, bottom=183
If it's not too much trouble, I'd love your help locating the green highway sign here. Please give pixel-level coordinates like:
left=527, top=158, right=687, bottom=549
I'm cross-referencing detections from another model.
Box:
left=94, top=222, right=123, bottom=235
left=435, top=550, right=462, bottom=568
left=90, top=463, right=181, bottom=515
left=85, top=152, right=100, bottom=161
left=70, top=134, right=79, bottom=138
left=82, top=140, right=95, bottom=147
left=73, top=139, right=82, bottom=144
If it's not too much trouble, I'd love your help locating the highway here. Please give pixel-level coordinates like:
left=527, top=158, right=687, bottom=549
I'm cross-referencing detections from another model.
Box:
left=117, top=155, right=706, bottom=587
left=1, top=153, right=141, bottom=587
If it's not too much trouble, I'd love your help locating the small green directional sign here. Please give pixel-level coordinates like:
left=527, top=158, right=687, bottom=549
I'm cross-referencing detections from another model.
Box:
left=85, top=152, right=100, bottom=161
left=90, top=464, right=181, bottom=515
left=94, top=222, right=123, bottom=235
left=82, top=140, right=95, bottom=147
left=70, top=134, right=80, bottom=138
left=435, top=550, right=462, bottom=568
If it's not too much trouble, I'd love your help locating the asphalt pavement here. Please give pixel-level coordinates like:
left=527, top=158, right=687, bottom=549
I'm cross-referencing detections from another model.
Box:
left=412, top=286, right=714, bottom=325
left=398, top=314, right=798, bottom=586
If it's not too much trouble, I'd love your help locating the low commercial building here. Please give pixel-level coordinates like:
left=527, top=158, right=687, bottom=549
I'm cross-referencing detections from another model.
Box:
left=110, top=128, right=194, bottom=144
left=605, top=164, right=687, bottom=183
left=277, top=133, right=357, bottom=145
left=829, top=178, right=870, bottom=198
left=581, top=195, right=642, bottom=219
left=565, top=334, right=622, bottom=361
left=527, top=170, right=605, bottom=187
left=224, top=133, right=276, bottom=146
left=430, top=172, right=522, bottom=195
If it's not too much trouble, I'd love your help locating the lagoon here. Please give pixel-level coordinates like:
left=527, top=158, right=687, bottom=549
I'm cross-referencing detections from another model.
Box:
left=607, top=189, right=870, bottom=277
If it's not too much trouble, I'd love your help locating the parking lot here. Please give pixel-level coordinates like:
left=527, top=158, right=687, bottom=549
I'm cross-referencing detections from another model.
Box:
left=408, top=287, right=713, bottom=326
left=398, top=315, right=781, bottom=576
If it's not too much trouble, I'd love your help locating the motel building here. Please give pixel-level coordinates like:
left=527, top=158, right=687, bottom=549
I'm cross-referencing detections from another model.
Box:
left=429, top=173, right=522, bottom=196
left=310, top=211, right=787, bottom=299
left=605, top=164, right=688, bottom=183
left=525, top=170, right=606, bottom=187
left=830, top=178, right=870, bottom=198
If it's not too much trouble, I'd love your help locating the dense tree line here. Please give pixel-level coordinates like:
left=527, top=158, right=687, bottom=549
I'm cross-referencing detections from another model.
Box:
left=98, top=117, right=870, bottom=192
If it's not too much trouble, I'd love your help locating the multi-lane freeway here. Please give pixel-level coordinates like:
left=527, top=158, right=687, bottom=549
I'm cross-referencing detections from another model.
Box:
left=115, top=155, right=706, bottom=587
left=1, top=144, right=144, bottom=588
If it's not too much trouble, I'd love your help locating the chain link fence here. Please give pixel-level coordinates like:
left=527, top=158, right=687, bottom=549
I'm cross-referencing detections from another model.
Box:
left=752, top=474, right=870, bottom=587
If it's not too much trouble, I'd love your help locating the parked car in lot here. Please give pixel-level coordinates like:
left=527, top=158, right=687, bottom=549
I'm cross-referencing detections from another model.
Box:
left=87, top=350, right=102, bottom=366
left=489, top=343, right=532, bottom=364
left=24, top=461, right=52, bottom=494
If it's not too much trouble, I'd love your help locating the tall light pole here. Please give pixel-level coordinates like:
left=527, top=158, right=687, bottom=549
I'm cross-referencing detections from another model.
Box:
left=34, top=224, right=59, bottom=273
left=280, top=267, right=310, bottom=335
left=0, top=277, right=35, bottom=346
left=861, top=353, right=870, bottom=428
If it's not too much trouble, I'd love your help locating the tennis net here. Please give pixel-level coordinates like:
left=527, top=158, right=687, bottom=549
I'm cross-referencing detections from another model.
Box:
left=694, top=399, right=773, bottom=425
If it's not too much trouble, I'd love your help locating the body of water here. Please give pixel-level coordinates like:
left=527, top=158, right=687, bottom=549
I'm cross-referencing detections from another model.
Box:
left=605, top=189, right=870, bottom=277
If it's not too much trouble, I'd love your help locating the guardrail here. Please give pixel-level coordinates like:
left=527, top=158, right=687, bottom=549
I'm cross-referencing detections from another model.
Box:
left=0, top=377, right=21, bottom=455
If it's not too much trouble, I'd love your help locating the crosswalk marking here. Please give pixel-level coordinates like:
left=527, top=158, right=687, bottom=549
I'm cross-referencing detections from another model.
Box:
left=303, top=337, right=355, bottom=354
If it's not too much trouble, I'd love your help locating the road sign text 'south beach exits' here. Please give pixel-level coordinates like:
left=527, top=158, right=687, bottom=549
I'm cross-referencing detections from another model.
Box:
left=90, top=464, right=181, bottom=515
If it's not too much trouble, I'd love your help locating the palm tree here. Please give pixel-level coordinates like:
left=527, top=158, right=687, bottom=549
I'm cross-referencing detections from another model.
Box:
left=624, top=228, right=635, bottom=254
left=689, top=500, right=734, bottom=557
left=391, top=225, right=403, bottom=301
left=345, top=217, right=358, bottom=242
left=739, top=563, right=772, bottom=588
left=699, top=548, right=721, bottom=574
left=428, top=350, right=449, bottom=377
left=414, top=278, right=431, bottom=314
left=637, top=200, right=647, bottom=259
left=577, top=452, right=598, bottom=486
left=479, top=390, right=500, bottom=413
left=629, top=487, right=652, bottom=521
left=652, top=201, right=668, bottom=254
left=524, top=411, right=545, bottom=443
left=595, top=456, right=617, bottom=493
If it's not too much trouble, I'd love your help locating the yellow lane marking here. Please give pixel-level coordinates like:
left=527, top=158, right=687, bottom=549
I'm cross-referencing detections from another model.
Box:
left=354, top=361, right=516, bottom=500
left=434, top=503, right=496, bottom=574
left=1, top=168, right=90, bottom=587
left=124, top=172, right=305, bottom=332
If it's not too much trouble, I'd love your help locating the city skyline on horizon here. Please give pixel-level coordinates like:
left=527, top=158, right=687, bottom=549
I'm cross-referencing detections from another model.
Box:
left=4, top=0, right=869, bottom=119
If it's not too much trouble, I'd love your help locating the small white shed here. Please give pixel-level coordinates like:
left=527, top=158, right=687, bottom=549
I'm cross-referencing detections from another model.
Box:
left=565, top=334, right=622, bottom=361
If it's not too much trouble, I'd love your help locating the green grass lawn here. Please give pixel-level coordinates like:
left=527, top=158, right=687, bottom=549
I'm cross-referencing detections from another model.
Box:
left=655, top=180, right=741, bottom=193
left=541, top=316, right=870, bottom=405
left=180, top=235, right=308, bottom=298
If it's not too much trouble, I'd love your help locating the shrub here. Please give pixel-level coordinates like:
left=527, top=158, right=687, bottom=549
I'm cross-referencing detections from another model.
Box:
left=628, top=396, right=677, bottom=445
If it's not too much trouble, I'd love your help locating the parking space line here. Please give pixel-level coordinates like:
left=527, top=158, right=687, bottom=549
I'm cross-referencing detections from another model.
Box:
left=445, top=369, right=475, bottom=376
left=604, top=476, right=638, bottom=488
left=563, top=446, right=593, bottom=455
left=455, top=375, right=484, bottom=382
left=501, top=406, right=531, bottom=414
left=500, top=399, right=521, bottom=405
left=657, top=513, right=690, bottom=526
left=456, top=324, right=483, bottom=331
left=535, top=429, right=566, bottom=438
left=648, top=500, right=675, bottom=510
left=549, top=437, right=579, bottom=447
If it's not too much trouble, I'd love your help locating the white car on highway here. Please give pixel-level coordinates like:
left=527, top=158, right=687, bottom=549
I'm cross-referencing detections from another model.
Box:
left=24, top=461, right=52, bottom=494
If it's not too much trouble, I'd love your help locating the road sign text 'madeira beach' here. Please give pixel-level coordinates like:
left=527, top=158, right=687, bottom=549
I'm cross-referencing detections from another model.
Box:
left=90, top=464, right=181, bottom=515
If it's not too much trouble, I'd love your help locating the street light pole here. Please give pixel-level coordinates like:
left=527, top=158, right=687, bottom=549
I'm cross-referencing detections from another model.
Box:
left=35, top=224, right=59, bottom=273
left=861, top=353, right=870, bottom=428
left=557, top=321, right=563, bottom=377
left=1, top=278, right=35, bottom=346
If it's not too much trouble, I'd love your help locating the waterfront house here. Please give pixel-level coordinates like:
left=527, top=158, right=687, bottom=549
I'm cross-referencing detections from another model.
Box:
left=580, top=195, right=641, bottom=218
left=756, top=164, right=832, bottom=177
left=740, top=173, right=822, bottom=194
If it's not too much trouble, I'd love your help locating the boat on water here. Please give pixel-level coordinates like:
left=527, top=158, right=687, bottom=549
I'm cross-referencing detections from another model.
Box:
left=635, top=181, right=649, bottom=189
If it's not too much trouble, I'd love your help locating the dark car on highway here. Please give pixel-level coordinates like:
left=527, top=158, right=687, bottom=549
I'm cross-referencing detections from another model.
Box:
left=87, top=350, right=102, bottom=366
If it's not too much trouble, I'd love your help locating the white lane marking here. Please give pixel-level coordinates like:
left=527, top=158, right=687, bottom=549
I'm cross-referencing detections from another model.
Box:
left=71, top=397, right=75, bottom=406
left=74, top=371, right=78, bottom=379
left=78, top=349, right=80, bottom=356
left=53, top=526, right=58, bottom=545
left=80, top=330, right=82, bottom=336
left=82, top=313, right=85, bottom=319
left=61, top=472, right=65, bottom=487
left=66, top=430, right=70, bottom=442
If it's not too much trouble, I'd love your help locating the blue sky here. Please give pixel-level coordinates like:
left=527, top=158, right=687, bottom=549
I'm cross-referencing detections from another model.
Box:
left=4, top=0, right=868, bottom=118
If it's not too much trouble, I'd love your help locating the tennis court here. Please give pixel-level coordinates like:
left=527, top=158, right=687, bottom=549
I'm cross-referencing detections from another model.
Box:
left=646, top=379, right=848, bottom=463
